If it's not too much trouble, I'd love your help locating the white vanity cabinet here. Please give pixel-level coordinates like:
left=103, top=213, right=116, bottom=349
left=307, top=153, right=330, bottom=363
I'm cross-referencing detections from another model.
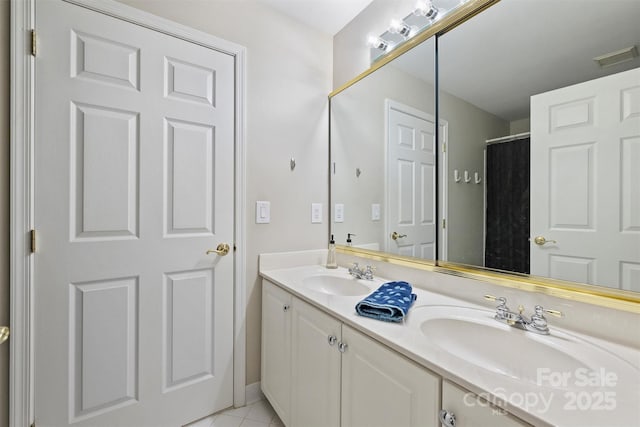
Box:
left=262, top=279, right=341, bottom=426
left=261, top=279, right=439, bottom=427
left=261, top=279, right=292, bottom=425
left=440, top=380, right=531, bottom=427
left=341, top=325, right=440, bottom=427
left=290, top=297, right=342, bottom=426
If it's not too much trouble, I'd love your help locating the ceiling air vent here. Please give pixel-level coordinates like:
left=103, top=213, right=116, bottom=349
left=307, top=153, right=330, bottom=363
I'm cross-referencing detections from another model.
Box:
left=593, top=45, right=638, bottom=68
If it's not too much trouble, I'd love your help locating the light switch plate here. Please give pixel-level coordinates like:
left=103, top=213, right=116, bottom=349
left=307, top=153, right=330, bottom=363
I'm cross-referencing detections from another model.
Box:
left=371, top=203, right=381, bottom=221
left=311, top=203, right=323, bottom=223
left=334, top=203, right=344, bottom=223
left=256, top=201, right=270, bottom=224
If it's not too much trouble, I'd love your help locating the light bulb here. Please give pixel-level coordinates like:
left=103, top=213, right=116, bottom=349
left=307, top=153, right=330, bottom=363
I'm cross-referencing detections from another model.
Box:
left=367, top=36, right=389, bottom=51
left=388, top=19, right=415, bottom=39
left=414, top=1, right=438, bottom=20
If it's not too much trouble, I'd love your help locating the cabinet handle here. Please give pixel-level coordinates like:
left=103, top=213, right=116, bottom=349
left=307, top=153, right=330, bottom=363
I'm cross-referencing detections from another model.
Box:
left=328, top=335, right=337, bottom=346
left=338, top=342, right=348, bottom=353
left=283, top=304, right=290, bottom=312
left=439, top=409, right=456, bottom=427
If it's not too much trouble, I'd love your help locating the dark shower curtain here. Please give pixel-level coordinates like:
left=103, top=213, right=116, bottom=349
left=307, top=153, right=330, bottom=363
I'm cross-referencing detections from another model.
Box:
left=485, top=137, right=530, bottom=274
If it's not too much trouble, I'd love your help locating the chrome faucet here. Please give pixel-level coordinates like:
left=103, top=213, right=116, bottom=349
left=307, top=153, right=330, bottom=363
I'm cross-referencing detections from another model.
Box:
left=484, top=295, right=563, bottom=335
left=348, top=263, right=375, bottom=280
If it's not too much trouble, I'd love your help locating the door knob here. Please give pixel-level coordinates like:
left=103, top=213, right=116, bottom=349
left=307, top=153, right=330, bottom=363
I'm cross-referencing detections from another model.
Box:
left=533, top=236, right=557, bottom=246
left=0, top=326, right=9, bottom=345
left=206, top=243, right=231, bottom=256
left=439, top=409, right=456, bottom=427
left=391, top=231, right=407, bottom=241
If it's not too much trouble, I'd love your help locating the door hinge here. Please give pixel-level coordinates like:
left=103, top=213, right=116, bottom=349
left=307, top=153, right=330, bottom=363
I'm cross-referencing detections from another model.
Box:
left=442, top=143, right=446, bottom=153
left=442, top=219, right=446, bottom=229
left=30, top=229, right=36, bottom=253
left=31, top=30, right=37, bottom=57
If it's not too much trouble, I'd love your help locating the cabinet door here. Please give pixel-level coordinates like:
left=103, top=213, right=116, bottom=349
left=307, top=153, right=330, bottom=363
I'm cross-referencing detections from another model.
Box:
left=441, top=380, right=531, bottom=427
left=291, top=298, right=342, bottom=427
left=341, top=325, right=440, bottom=427
left=261, top=280, right=292, bottom=425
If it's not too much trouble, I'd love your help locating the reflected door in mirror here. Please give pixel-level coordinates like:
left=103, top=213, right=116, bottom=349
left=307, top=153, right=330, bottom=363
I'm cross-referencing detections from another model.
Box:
left=530, top=68, right=640, bottom=291
left=387, top=101, right=436, bottom=259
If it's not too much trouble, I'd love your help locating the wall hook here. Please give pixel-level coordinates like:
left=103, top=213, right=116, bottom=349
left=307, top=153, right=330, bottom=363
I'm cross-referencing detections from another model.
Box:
left=464, top=170, right=471, bottom=183
left=290, top=158, right=296, bottom=171
left=453, top=169, right=461, bottom=183
left=474, top=172, right=482, bottom=184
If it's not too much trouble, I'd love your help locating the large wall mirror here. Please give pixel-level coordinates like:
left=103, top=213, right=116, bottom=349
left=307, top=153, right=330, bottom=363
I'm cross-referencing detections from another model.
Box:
left=330, top=0, right=640, bottom=295
left=331, top=37, right=437, bottom=258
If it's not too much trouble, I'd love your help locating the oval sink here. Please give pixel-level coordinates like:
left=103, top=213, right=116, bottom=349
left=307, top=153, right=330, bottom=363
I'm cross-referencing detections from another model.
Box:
left=302, top=275, right=371, bottom=296
left=413, top=306, right=638, bottom=389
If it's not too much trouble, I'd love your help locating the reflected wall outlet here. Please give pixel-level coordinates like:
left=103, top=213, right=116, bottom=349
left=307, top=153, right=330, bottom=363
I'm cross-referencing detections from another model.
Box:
left=371, top=203, right=381, bottom=221
left=311, top=203, right=323, bottom=223
left=335, top=203, right=345, bottom=223
left=256, top=201, right=270, bottom=224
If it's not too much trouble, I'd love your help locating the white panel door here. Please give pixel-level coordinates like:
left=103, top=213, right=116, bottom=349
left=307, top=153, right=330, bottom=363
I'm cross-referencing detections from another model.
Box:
left=387, top=102, right=436, bottom=259
left=530, top=67, right=640, bottom=290
left=34, top=1, right=235, bottom=426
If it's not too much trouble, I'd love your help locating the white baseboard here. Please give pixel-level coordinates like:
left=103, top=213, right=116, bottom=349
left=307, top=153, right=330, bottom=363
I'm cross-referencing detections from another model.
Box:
left=245, top=381, right=264, bottom=405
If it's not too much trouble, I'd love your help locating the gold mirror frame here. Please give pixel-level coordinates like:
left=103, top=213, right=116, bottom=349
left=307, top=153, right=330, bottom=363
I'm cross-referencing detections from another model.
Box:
left=329, top=0, right=640, bottom=313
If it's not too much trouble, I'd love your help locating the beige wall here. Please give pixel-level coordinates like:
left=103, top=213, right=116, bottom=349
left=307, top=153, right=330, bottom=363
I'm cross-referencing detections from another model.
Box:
left=0, top=0, right=9, bottom=424
left=115, top=0, right=332, bottom=386
left=510, top=117, right=531, bottom=134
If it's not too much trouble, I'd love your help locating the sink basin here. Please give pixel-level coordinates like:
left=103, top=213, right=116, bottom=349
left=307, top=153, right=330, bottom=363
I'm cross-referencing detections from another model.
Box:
left=301, top=275, right=372, bottom=296
left=413, top=306, right=638, bottom=389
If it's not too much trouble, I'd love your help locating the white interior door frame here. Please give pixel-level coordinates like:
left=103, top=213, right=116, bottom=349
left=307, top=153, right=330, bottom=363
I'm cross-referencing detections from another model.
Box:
left=10, top=1, right=247, bottom=425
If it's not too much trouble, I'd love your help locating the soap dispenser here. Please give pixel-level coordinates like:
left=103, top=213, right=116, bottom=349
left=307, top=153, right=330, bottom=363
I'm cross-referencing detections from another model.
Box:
left=346, top=233, right=355, bottom=247
left=326, top=234, right=338, bottom=269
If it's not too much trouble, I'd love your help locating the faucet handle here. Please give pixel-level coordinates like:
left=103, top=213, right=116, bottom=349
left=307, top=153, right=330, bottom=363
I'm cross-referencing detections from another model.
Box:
left=534, top=305, right=564, bottom=318
left=363, top=265, right=376, bottom=279
left=484, top=295, right=510, bottom=320
left=484, top=294, right=507, bottom=307
left=528, top=305, right=563, bottom=334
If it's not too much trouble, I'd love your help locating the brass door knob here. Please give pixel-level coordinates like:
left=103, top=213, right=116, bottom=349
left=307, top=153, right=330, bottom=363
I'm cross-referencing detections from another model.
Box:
left=206, top=243, right=231, bottom=256
left=0, top=326, right=9, bottom=345
left=391, top=231, right=407, bottom=241
left=533, top=236, right=557, bottom=246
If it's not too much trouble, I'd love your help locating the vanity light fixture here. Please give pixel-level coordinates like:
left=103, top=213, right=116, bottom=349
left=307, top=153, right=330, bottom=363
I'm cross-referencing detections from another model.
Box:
left=389, top=19, right=415, bottom=39
left=367, top=35, right=391, bottom=52
left=414, top=0, right=439, bottom=20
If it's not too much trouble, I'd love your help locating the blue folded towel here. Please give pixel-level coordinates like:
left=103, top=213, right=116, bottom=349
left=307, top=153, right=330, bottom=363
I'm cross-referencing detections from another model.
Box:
left=355, top=281, right=417, bottom=322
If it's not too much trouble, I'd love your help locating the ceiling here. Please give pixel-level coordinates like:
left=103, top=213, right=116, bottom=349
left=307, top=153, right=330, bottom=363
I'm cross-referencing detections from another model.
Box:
left=393, top=0, right=640, bottom=121
left=257, top=0, right=374, bottom=35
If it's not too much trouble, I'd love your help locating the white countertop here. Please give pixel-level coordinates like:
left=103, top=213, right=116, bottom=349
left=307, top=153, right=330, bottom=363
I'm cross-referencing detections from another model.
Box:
left=259, top=262, right=640, bottom=427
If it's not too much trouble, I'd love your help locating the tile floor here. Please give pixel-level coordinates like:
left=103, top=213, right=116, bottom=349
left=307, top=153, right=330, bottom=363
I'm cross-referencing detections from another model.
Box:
left=186, top=398, right=283, bottom=427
